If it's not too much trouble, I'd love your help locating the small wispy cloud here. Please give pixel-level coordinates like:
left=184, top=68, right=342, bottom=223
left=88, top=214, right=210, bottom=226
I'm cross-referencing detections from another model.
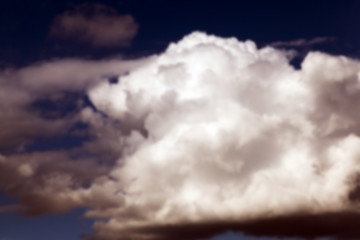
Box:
left=269, top=37, right=335, bottom=48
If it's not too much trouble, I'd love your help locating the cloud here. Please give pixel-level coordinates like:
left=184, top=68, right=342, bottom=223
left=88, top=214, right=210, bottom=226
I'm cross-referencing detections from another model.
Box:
left=0, top=56, right=150, bottom=215
left=13, top=57, right=150, bottom=92
left=269, top=37, right=335, bottom=48
left=0, top=57, right=150, bottom=152
left=49, top=3, right=138, bottom=47
left=3, top=32, right=360, bottom=239
left=81, top=212, right=360, bottom=240
left=0, top=204, right=24, bottom=213
left=84, top=32, right=360, bottom=239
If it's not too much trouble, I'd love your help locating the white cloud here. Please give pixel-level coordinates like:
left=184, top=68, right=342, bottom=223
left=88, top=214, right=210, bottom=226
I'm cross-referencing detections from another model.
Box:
left=84, top=32, right=360, bottom=239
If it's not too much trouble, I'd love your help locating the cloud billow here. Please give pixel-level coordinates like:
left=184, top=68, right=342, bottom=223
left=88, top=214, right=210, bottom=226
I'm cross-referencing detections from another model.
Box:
left=3, top=32, right=360, bottom=239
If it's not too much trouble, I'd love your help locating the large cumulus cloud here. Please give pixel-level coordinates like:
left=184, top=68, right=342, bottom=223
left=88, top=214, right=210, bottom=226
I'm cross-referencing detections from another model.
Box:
left=86, top=32, right=360, bottom=239
left=3, top=32, right=360, bottom=240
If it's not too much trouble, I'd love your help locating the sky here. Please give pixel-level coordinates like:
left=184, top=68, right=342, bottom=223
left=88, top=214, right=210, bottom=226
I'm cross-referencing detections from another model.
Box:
left=2, top=1, right=360, bottom=240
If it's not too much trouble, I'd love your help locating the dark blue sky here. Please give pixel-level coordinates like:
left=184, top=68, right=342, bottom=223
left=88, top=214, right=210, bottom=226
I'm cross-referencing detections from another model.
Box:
left=1, top=0, right=360, bottom=66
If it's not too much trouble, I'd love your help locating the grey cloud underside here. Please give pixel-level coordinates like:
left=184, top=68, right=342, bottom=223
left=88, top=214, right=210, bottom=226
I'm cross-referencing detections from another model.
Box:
left=86, top=212, right=360, bottom=240
left=2, top=32, right=360, bottom=240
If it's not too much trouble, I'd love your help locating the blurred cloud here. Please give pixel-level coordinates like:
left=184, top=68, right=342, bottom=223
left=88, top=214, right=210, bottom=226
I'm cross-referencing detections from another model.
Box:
left=3, top=32, right=360, bottom=239
left=49, top=3, right=138, bottom=47
left=0, top=204, right=23, bottom=213
left=0, top=56, right=150, bottom=215
left=0, top=57, right=150, bottom=152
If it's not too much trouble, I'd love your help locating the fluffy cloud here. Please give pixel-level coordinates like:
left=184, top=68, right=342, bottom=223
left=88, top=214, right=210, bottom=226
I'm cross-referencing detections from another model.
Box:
left=85, top=32, right=360, bottom=239
left=3, top=32, right=360, bottom=239
left=49, top=3, right=138, bottom=47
